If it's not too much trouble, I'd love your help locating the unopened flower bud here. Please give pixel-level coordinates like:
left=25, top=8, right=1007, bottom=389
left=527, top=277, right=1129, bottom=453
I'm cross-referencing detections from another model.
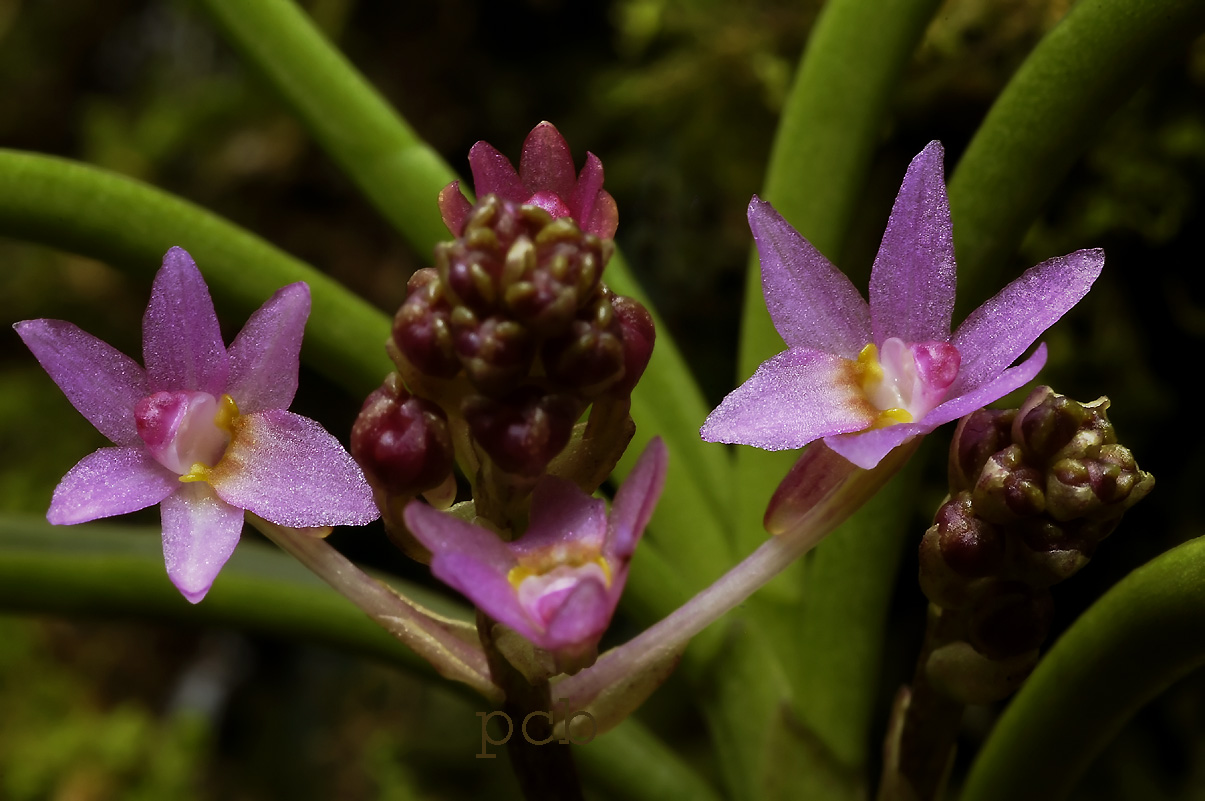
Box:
left=1045, top=447, right=1153, bottom=524
left=919, top=492, right=1005, bottom=609
left=970, top=445, right=1043, bottom=523
left=462, top=388, right=584, bottom=476
left=436, top=194, right=611, bottom=340
left=966, top=581, right=1053, bottom=661
left=392, top=269, right=460, bottom=378
left=351, top=376, right=454, bottom=498
left=610, top=295, right=655, bottom=395
left=504, top=217, right=610, bottom=336
left=949, top=408, right=1016, bottom=492
left=1012, top=386, right=1088, bottom=464
left=542, top=291, right=625, bottom=397
left=450, top=308, right=535, bottom=395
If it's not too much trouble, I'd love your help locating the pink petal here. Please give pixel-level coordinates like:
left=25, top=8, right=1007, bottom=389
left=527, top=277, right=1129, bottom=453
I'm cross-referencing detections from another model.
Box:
left=918, top=343, right=1049, bottom=430
left=607, top=437, right=668, bottom=558
left=544, top=579, right=612, bottom=647
left=586, top=190, right=619, bottom=240
left=404, top=500, right=517, bottom=575
left=519, top=121, right=577, bottom=201
left=161, top=482, right=245, bottom=603
left=433, top=550, right=540, bottom=642
left=207, top=410, right=378, bottom=527
left=951, top=249, right=1103, bottom=397
left=700, top=348, right=875, bottom=451
left=571, top=152, right=606, bottom=229
left=513, top=477, right=608, bottom=555
left=467, top=141, right=527, bottom=202
left=226, top=282, right=310, bottom=414
left=524, top=190, right=574, bottom=220
left=14, top=319, right=147, bottom=446
left=48, top=446, right=178, bottom=524
left=143, top=247, right=229, bottom=395
left=438, top=181, right=474, bottom=236
left=824, top=422, right=929, bottom=471
left=748, top=197, right=871, bottom=357
left=869, top=141, right=956, bottom=346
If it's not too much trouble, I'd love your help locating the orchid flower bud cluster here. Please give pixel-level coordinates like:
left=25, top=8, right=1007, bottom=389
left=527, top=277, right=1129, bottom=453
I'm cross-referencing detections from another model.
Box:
left=918, top=386, right=1153, bottom=703
left=351, top=123, right=664, bottom=680
left=385, top=124, right=652, bottom=503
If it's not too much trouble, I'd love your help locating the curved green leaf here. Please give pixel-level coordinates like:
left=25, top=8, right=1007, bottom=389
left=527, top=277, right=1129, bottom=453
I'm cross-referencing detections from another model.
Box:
left=948, top=0, right=1205, bottom=304
left=0, top=514, right=459, bottom=678
left=960, top=536, right=1205, bottom=801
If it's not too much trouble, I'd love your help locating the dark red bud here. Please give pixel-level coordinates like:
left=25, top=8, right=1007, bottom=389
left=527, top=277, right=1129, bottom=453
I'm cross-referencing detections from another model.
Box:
left=450, top=310, right=535, bottom=395
left=462, top=388, right=583, bottom=476
left=949, top=407, right=1016, bottom=492
left=934, top=492, right=1006, bottom=579
left=351, top=379, right=454, bottom=498
left=541, top=293, right=626, bottom=396
left=610, top=295, right=655, bottom=394
left=392, top=270, right=460, bottom=379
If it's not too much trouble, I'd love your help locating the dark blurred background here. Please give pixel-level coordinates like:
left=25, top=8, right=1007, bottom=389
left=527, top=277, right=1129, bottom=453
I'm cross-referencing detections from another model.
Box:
left=1, top=0, right=1204, bottom=798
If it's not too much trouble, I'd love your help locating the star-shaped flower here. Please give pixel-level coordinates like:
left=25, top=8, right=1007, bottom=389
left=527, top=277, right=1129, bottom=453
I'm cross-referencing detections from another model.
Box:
left=403, top=438, right=667, bottom=673
left=15, top=248, right=379, bottom=602
left=438, top=120, right=618, bottom=240
left=701, top=141, right=1104, bottom=470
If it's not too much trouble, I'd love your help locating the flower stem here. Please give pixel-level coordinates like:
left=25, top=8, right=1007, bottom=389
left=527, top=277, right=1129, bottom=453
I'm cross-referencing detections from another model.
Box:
left=877, top=608, right=965, bottom=801
left=247, top=515, right=501, bottom=702
left=478, top=612, right=585, bottom=801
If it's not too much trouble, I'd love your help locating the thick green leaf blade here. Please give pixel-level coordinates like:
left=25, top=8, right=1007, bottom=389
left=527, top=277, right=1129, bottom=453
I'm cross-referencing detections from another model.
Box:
left=961, top=536, right=1205, bottom=801
left=948, top=0, right=1205, bottom=305
left=0, top=515, right=461, bottom=677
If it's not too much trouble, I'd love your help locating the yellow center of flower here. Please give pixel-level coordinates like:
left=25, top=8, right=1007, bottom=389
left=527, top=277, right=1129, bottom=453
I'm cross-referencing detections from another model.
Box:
left=179, top=394, right=241, bottom=484
left=851, top=344, right=914, bottom=428
left=506, top=554, right=613, bottom=590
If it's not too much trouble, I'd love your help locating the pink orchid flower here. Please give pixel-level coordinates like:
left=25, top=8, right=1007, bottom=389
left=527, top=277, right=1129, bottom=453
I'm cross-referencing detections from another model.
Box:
left=404, top=438, right=667, bottom=672
left=702, top=141, right=1104, bottom=470
left=15, top=248, right=379, bottom=602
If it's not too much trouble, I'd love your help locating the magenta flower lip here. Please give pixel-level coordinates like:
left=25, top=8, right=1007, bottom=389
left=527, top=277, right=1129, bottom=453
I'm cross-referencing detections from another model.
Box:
left=403, top=438, right=667, bottom=670
left=438, top=121, right=619, bottom=240
left=701, top=141, right=1104, bottom=470
left=15, top=247, right=379, bottom=603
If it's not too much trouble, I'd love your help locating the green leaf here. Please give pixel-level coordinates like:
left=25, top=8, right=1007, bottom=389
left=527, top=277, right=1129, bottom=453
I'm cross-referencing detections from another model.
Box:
left=960, top=535, right=1205, bottom=801
left=947, top=0, right=1205, bottom=306
left=0, top=514, right=461, bottom=681
left=580, top=717, right=724, bottom=801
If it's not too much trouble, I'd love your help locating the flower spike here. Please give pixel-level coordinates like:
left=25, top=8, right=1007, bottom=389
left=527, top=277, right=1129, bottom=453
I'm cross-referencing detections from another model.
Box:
left=702, top=141, right=1103, bottom=471
left=16, top=247, right=379, bottom=602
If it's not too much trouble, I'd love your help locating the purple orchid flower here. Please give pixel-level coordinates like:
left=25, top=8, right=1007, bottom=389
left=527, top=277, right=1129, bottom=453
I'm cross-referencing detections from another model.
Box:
left=404, top=438, right=667, bottom=672
left=15, top=247, right=379, bottom=602
left=438, top=120, right=618, bottom=240
left=701, top=141, right=1104, bottom=470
